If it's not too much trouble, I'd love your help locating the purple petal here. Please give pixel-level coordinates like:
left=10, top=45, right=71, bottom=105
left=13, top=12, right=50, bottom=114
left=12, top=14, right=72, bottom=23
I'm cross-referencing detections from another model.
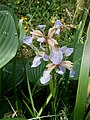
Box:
left=38, top=25, right=46, bottom=30
left=31, top=56, right=41, bottom=67
left=55, top=29, right=60, bottom=35
left=49, top=48, right=63, bottom=65
left=23, top=36, right=32, bottom=45
left=37, top=37, right=45, bottom=43
left=54, top=20, right=63, bottom=27
left=40, top=70, right=50, bottom=84
left=64, top=48, right=74, bottom=56
left=60, top=46, right=67, bottom=53
left=42, top=53, right=49, bottom=61
left=69, top=69, right=75, bottom=77
left=56, top=66, right=66, bottom=75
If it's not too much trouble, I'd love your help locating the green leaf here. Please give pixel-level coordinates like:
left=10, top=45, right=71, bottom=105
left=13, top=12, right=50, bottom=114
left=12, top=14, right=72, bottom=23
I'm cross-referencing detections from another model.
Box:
left=26, top=59, right=46, bottom=85
left=73, top=23, right=90, bottom=120
left=0, top=5, right=18, bottom=27
left=85, top=111, right=90, bottom=120
left=72, top=42, right=84, bottom=80
left=2, top=60, right=24, bottom=93
left=0, top=10, right=18, bottom=68
left=0, top=99, right=10, bottom=118
left=18, top=20, right=25, bottom=47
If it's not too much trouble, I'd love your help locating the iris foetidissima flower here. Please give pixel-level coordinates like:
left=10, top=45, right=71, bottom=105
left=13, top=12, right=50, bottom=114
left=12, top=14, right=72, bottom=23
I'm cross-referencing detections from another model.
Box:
left=23, top=20, right=75, bottom=84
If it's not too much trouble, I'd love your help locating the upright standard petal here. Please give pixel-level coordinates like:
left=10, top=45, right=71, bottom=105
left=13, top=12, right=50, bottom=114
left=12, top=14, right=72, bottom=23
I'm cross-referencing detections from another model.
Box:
left=31, top=56, right=41, bottom=67
left=23, top=36, right=32, bottom=45
left=64, top=48, right=74, bottom=56
left=38, top=25, right=46, bottom=30
left=40, top=70, right=51, bottom=84
left=60, top=46, right=67, bottom=53
left=54, top=20, right=63, bottom=27
left=49, top=47, right=63, bottom=65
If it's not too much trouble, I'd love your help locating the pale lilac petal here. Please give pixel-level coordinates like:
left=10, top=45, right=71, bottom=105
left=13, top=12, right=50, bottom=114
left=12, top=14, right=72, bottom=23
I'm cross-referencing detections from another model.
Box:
left=55, top=29, right=60, bottom=35
left=64, top=48, right=74, bottom=56
left=69, top=69, right=75, bottom=77
left=56, top=66, right=66, bottom=75
left=40, top=70, right=51, bottom=84
left=60, top=46, right=67, bottom=53
left=23, top=36, right=32, bottom=45
left=40, top=43, right=45, bottom=51
left=54, top=20, right=63, bottom=27
left=49, top=48, right=63, bottom=65
left=31, top=56, right=41, bottom=67
left=38, top=25, right=46, bottom=30
left=37, top=37, right=45, bottom=43
left=42, top=53, right=49, bottom=61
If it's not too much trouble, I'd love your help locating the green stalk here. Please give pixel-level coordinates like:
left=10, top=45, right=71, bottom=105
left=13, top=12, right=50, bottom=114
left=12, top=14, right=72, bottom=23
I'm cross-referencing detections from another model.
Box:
left=37, top=93, right=52, bottom=117
left=26, top=67, right=37, bottom=117
left=12, top=55, right=17, bottom=108
left=73, top=23, right=90, bottom=120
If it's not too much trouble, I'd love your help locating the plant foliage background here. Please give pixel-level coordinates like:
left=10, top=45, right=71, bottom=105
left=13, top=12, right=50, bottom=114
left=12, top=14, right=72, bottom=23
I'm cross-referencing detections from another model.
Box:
left=0, top=0, right=90, bottom=120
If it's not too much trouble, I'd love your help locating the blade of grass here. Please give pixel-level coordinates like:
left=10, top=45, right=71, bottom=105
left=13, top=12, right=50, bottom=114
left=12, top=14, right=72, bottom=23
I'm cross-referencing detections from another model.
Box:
left=23, top=100, right=34, bottom=117
left=37, top=93, right=52, bottom=117
left=26, top=67, right=38, bottom=117
left=73, top=22, right=90, bottom=120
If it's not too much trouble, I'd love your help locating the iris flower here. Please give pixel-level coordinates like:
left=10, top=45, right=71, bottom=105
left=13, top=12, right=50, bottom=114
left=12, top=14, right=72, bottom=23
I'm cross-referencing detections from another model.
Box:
left=40, top=46, right=75, bottom=84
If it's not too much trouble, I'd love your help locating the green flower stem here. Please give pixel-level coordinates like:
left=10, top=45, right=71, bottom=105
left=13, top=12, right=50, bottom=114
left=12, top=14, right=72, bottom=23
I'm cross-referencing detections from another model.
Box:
left=29, top=44, right=39, bottom=55
left=37, top=93, right=52, bottom=117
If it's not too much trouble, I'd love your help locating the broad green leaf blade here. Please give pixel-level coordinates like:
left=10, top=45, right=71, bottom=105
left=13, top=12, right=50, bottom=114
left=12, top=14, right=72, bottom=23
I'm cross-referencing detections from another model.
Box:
left=0, top=10, right=18, bottom=68
left=73, top=23, right=90, bottom=120
left=0, top=5, right=18, bottom=27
